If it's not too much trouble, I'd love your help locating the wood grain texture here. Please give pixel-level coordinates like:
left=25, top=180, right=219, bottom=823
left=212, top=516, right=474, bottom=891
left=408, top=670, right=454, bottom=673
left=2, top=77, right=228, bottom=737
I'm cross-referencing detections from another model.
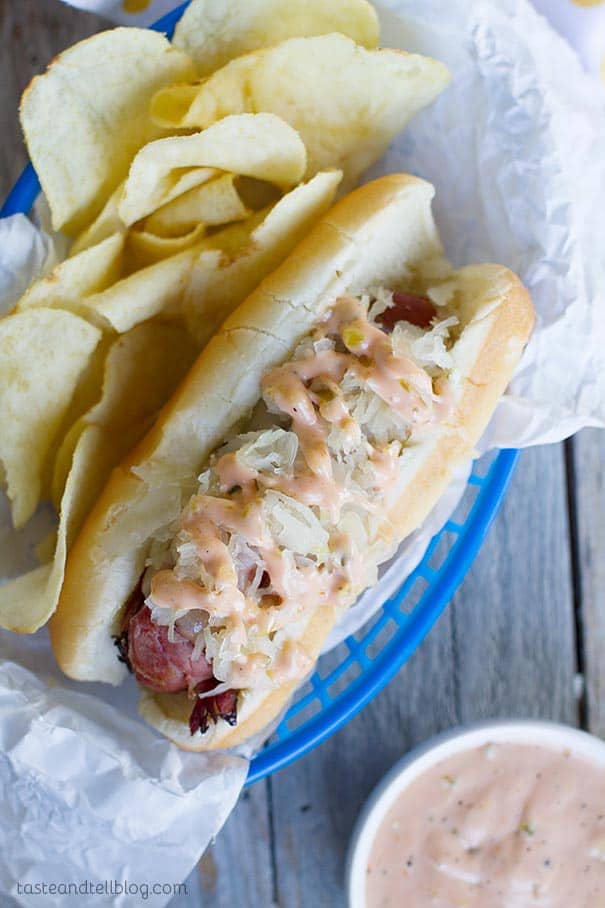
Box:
left=571, top=430, right=605, bottom=736
left=197, top=781, right=275, bottom=908
left=452, top=444, right=578, bottom=725
left=0, top=775, right=278, bottom=908
left=0, top=4, right=600, bottom=908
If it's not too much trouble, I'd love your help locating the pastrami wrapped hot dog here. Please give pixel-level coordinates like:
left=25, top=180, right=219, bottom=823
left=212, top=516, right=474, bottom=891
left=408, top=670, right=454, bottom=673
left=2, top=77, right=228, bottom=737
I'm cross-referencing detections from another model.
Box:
left=50, top=175, right=534, bottom=750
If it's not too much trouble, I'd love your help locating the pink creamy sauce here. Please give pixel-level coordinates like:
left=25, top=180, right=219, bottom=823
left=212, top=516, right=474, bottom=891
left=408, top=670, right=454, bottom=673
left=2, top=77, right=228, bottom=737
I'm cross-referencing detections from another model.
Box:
left=366, top=742, right=605, bottom=907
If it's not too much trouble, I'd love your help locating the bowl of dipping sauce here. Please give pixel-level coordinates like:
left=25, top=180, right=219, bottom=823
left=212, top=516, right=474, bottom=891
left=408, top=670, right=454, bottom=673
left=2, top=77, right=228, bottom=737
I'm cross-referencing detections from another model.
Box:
left=347, top=720, right=605, bottom=907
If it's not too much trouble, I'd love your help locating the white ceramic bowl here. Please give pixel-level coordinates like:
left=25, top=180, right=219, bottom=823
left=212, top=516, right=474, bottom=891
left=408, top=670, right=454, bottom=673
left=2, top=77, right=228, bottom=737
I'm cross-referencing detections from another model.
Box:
left=346, top=719, right=605, bottom=908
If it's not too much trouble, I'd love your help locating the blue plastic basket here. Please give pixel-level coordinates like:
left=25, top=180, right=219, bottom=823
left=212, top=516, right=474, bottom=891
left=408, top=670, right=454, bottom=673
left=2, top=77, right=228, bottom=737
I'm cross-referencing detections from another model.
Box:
left=1, top=1, right=519, bottom=784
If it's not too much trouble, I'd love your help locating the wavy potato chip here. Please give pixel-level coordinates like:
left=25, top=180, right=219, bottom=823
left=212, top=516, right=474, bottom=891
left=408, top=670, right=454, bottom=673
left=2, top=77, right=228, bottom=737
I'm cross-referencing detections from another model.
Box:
left=127, top=174, right=254, bottom=267
left=140, top=168, right=218, bottom=215
left=173, top=0, right=379, bottom=75
left=0, top=425, right=113, bottom=633
left=0, top=309, right=101, bottom=528
left=73, top=172, right=338, bottom=337
left=127, top=224, right=207, bottom=269
left=78, top=244, right=204, bottom=333
left=20, top=29, right=196, bottom=235
left=0, top=563, right=53, bottom=633
left=17, top=233, right=125, bottom=313
left=51, top=322, right=198, bottom=507
left=85, top=322, right=198, bottom=432
left=8, top=323, right=202, bottom=635
left=153, top=34, right=450, bottom=189
left=145, top=174, right=251, bottom=237
left=119, top=113, right=307, bottom=225
left=70, top=168, right=219, bottom=256
left=193, top=213, right=266, bottom=258
left=25, top=175, right=253, bottom=323
left=82, top=171, right=338, bottom=338
left=69, top=185, right=126, bottom=257
left=35, top=529, right=59, bottom=565
left=51, top=420, right=85, bottom=512
left=41, top=336, right=113, bottom=500
left=185, top=170, right=342, bottom=344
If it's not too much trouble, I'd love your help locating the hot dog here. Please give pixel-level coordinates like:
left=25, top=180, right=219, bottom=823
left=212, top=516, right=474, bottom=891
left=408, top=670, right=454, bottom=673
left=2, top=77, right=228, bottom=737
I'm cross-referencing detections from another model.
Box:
left=50, top=175, right=534, bottom=750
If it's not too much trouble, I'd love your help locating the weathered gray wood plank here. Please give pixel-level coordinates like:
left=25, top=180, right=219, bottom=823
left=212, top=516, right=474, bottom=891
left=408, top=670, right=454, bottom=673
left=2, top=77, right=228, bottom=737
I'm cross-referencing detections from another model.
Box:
left=452, top=444, right=578, bottom=725
left=270, top=444, right=577, bottom=908
left=196, top=780, right=275, bottom=908
left=572, top=429, right=605, bottom=737
left=171, top=773, right=275, bottom=907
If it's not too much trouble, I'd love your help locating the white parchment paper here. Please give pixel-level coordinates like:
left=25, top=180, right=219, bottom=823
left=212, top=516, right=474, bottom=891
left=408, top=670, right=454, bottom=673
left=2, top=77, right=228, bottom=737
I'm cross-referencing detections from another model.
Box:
left=1, top=1, right=605, bottom=904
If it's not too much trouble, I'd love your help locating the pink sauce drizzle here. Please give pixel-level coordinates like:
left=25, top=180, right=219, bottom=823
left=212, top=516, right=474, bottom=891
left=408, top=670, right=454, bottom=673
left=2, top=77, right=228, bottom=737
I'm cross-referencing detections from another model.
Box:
left=148, top=293, right=447, bottom=690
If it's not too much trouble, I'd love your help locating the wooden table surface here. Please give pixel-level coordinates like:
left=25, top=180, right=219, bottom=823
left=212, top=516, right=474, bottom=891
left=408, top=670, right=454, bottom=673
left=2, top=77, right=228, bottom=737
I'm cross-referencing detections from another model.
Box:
left=1, top=3, right=604, bottom=907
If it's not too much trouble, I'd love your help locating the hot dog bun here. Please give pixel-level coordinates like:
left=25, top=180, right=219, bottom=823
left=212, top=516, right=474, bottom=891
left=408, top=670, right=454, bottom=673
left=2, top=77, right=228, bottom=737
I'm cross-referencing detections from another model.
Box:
left=50, top=175, right=533, bottom=749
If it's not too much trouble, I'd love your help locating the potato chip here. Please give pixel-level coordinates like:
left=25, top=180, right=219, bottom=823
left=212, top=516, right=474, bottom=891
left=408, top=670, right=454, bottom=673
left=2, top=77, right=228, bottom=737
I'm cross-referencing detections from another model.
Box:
left=78, top=171, right=336, bottom=337
left=185, top=170, right=342, bottom=344
left=128, top=174, right=255, bottom=267
left=21, top=178, right=250, bottom=322
left=78, top=244, right=204, bottom=333
left=153, top=34, right=450, bottom=189
left=51, top=420, right=84, bottom=511
left=144, top=168, right=218, bottom=212
left=0, top=309, right=101, bottom=527
left=73, top=177, right=313, bottom=335
left=17, top=233, right=124, bottom=313
left=119, top=113, right=307, bottom=225
left=70, top=168, right=223, bottom=257
left=85, top=322, right=198, bottom=432
left=127, top=224, right=207, bottom=269
left=69, top=184, right=126, bottom=257
left=173, top=0, right=379, bottom=75
left=195, top=214, right=264, bottom=258
left=148, top=82, right=203, bottom=126
left=144, top=174, right=251, bottom=237
left=20, top=29, right=196, bottom=234
left=0, top=425, right=113, bottom=633
left=0, top=563, right=53, bottom=633
left=35, top=529, right=58, bottom=565
left=42, top=335, right=112, bottom=500
left=0, top=323, right=201, bottom=635
left=51, top=323, right=197, bottom=508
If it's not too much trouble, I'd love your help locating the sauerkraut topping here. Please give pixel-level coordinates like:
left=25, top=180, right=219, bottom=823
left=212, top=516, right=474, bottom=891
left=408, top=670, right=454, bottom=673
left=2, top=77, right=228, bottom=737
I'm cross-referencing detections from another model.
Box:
left=143, top=290, right=457, bottom=692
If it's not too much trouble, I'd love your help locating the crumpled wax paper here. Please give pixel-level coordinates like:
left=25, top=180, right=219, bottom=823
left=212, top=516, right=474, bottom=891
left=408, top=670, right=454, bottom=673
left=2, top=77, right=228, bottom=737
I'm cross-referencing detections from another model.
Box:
left=0, top=661, right=247, bottom=908
left=1, top=1, right=605, bottom=904
left=532, top=0, right=605, bottom=76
